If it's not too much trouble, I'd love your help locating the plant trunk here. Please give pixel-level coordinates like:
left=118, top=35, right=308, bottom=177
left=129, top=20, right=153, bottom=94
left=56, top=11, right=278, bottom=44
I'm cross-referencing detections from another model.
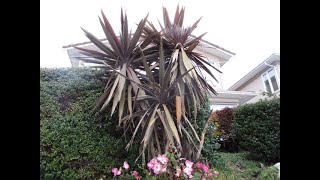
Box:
left=195, top=110, right=213, bottom=161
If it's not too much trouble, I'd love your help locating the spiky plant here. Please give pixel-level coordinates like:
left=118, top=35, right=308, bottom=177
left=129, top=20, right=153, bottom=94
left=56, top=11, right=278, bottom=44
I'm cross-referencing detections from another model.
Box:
left=143, top=5, right=221, bottom=119
left=75, top=6, right=220, bottom=162
left=117, top=38, right=202, bottom=161
left=75, top=9, right=157, bottom=127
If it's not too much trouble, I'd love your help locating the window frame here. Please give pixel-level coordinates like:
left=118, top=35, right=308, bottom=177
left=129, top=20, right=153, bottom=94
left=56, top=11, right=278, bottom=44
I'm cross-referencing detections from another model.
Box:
left=261, top=67, right=280, bottom=93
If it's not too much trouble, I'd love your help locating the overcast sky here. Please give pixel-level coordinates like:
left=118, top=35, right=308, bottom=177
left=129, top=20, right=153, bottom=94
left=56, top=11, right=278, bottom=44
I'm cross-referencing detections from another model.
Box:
left=40, top=0, right=279, bottom=89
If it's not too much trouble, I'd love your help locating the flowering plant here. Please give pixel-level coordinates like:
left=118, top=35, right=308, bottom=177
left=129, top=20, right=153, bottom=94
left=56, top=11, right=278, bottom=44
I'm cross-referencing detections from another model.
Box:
left=102, top=153, right=219, bottom=179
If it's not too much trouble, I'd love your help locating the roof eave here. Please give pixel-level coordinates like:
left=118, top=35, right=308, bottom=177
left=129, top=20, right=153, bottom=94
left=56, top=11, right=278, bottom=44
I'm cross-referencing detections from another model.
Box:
left=227, top=53, right=280, bottom=91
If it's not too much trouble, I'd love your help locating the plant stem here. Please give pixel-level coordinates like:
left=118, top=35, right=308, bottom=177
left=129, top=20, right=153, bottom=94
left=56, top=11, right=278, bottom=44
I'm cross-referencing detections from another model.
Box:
left=196, top=110, right=213, bottom=160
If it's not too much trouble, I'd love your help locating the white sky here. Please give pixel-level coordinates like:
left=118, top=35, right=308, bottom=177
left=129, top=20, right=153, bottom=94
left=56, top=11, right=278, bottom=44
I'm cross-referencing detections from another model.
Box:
left=40, top=0, right=279, bottom=89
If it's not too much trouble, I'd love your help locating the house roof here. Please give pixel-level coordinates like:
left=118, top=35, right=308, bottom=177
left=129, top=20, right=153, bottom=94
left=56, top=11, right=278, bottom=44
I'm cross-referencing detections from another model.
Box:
left=209, top=90, right=259, bottom=105
left=189, top=35, right=235, bottom=55
left=62, top=35, right=235, bottom=63
left=62, top=35, right=235, bottom=54
left=227, top=53, right=280, bottom=91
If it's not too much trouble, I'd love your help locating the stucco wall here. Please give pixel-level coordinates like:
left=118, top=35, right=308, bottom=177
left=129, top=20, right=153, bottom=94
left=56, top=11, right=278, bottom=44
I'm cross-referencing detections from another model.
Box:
left=193, top=48, right=223, bottom=91
left=238, top=74, right=265, bottom=93
left=237, top=61, right=280, bottom=104
left=275, top=63, right=280, bottom=80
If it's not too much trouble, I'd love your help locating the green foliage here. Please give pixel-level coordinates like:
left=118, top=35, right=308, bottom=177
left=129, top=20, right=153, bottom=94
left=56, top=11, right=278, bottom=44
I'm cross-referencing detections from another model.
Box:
left=40, top=68, right=139, bottom=179
left=258, top=166, right=280, bottom=180
left=214, top=152, right=263, bottom=180
left=233, top=98, right=280, bottom=163
left=193, top=98, right=223, bottom=167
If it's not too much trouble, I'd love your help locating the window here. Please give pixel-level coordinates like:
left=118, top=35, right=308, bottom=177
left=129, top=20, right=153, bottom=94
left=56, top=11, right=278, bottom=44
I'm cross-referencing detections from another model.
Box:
left=261, top=68, right=279, bottom=93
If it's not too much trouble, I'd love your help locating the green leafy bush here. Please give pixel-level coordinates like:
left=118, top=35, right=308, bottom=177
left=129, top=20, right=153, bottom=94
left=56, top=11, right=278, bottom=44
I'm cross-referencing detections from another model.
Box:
left=40, top=68, right=139, bottom=179
left=258, top=166, right=280, bottom=180
left=233, top=98, right=280, bottom=163
left=193, top=98, right=224, bottom=168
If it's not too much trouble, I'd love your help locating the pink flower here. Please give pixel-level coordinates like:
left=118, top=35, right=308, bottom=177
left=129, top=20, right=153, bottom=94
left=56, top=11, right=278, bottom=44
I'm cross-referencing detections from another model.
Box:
left=197, top=162, right=205, bottom=169
left=185, top=160, right=194, bottom=168
left=111, top=168, right=121, bottom=176
left=188, top=174, right=193, bottom=179
left=132, top=171, right=138, bottom=176
left=147, top=162, right=154, bottom=169
left=157, top=154, right=169, bottom=164
left=197, top=162, right=209, bottom=172
left=203, top=165, right=209, bottom=173
left=161, top=164, right=167, bottom=172
left=147, top=158, right=157, bottom=169
left=183, top=167, right=193, bottom=176
left=153, top=163, right=162, bottom=174
left=136, top=176, right=141, bottom=180
left=123, top=161, right=130, bottom=170
left=202, top=178, right=206, bottom=180
left=175, top=166, right=181, bottom=177
left=214, top=170, right=219, bottom=175
left=207, top=173, right=213, bottom=177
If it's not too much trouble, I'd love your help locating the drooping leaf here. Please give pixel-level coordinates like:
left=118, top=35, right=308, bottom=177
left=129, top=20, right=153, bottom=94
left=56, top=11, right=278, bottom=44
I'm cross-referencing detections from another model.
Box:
left=142, top=104, right=159, bottom=151
left=163, top=104, right=181, bottom=146
left=176, top=96, right=182, bottom=134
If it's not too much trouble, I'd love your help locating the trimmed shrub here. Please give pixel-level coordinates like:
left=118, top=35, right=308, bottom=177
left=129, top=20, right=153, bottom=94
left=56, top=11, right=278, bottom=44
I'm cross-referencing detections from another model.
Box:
left=233, top=98, right=280, bottom=163
left=212, top=108, right=239, bottom=152
left=40, top=68, right=139, bottom=179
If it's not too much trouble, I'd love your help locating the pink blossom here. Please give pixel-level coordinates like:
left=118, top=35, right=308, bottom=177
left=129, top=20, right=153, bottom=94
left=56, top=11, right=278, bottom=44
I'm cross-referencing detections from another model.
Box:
left=147, top=162, right=154, bottom=169
left=188, top=174, right=193, bottom=179
left=136, top=176, right=141, bottom=180
left=183, top=167, right=193, bottom=176
left=132, top=171, right=138, bottom=176
left=197, top=162, right=205, bottom=169
left=147, top=158, right=157, bottom=169
left=185, top=160, right=194, bottom=168
left=161, top=164, right=167, bottom=172
left=207, top=173, right=213, bottom=177
left=214, top=170, right=219, bottom=175
left=111, top=168, right=121, bottom=176
left=203, top=165, right=209, bottom=173
left=157, top=154, right=169, bottom=164
left=153, top=163, right=162, bottom=174
left=123, top=161, right=130, bottom=170
left=202, top=178, right=206, bottom=180
left=197, top=162, right=209, bottom=172
left=175, top=166, right=181, bottom=177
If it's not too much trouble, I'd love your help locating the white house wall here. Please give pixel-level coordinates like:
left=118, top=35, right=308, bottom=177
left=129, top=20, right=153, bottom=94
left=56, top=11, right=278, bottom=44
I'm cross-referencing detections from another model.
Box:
left=236, top=62, right=280, bottom=104
left=275, top=63, right=280, bottom=79
left=193, top=47, right=224, bottom=91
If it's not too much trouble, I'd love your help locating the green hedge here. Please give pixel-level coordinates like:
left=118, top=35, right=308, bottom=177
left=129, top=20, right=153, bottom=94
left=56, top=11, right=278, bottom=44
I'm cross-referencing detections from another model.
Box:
left=40, top=68, right=139, bottom=179
left=233, top=98, right=280, bottom=163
